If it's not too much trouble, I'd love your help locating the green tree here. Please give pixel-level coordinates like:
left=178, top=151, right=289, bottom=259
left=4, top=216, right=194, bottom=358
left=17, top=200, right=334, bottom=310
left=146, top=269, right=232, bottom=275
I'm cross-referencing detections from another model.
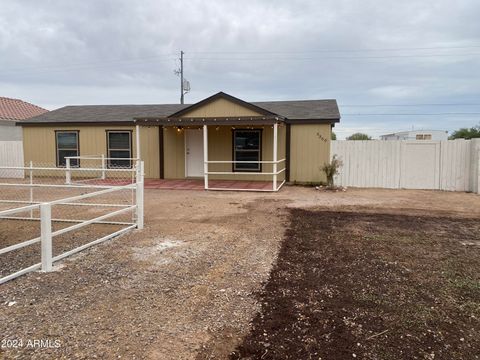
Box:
left=346, top=132, right=372, bottom=140
left=331, top=131, right=337, bottom=140
left=449, top=125, right=480, bottom=139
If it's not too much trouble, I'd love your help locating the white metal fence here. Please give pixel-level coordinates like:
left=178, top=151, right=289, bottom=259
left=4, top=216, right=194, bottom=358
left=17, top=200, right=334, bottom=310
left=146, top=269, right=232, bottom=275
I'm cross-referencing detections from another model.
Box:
left=331, top=139, right=480, bottom=192
left=0, top=157, right=144, bottom=284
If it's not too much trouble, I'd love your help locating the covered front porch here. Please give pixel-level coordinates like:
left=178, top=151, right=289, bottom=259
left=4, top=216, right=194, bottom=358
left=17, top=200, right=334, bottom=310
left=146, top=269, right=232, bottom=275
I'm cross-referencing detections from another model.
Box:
left=134, top=92, right=289, bottom=192
left=135, top=121, right=287, bottom=192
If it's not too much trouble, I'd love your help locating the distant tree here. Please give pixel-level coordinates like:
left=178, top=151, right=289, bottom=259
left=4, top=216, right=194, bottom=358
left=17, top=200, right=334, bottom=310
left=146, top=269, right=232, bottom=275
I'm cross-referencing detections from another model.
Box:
left=449, top=125, right=480, bottom=139
left=346, top=132, right=372, bottom=140
left=331, top=131, right=337, bottom=140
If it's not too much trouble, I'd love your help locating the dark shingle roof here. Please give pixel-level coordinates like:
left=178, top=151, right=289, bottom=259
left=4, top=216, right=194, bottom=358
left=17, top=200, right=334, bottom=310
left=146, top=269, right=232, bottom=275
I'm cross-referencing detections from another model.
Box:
left=22, top=104, right=189, bottom=124
left=252, top=100, right=340, bottom=120
left=0, top=97, right=48, bottom=121
left=20, top=98, right=340, bottom=124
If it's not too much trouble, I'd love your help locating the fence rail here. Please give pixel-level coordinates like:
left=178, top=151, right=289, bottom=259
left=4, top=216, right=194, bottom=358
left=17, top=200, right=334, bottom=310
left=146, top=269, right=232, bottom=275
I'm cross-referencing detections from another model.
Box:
left=0, top=160, right=144, bottom=285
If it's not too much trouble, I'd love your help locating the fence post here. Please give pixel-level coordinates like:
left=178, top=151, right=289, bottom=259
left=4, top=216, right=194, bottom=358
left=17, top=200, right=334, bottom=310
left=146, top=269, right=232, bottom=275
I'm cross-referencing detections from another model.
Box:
left=66, top=158, right=71, bottom=185
left=29, top=161, right=33, bottom=218
left=203, top=125, right=209, bottom=190
left=272, top=123, right=278, bottom=191
left=478, top=150, right=480, bottom=194
left=40, top=203, right=52, bottom=272
left=136, top=161, right=144, bottom=229
left=101, top=154, right=106, bottom=180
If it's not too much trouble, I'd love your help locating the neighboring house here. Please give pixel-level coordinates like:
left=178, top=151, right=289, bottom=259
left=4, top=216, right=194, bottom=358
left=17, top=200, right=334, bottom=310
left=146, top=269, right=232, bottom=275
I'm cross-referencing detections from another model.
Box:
left=380, top=129, right=448, bottom=141
left=0, top=97, right=48, bottom=141
left=19, top=92, right=340, bottom=187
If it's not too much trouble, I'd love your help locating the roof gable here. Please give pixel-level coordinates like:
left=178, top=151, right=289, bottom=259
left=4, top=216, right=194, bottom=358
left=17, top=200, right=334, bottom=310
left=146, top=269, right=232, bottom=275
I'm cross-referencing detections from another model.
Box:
left=168, top=92, right=279, bottom=118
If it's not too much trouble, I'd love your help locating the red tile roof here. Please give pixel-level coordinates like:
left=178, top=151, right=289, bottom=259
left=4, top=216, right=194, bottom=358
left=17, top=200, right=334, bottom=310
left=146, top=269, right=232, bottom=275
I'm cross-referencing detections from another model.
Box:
left=0, top=97, right=48, bottom=121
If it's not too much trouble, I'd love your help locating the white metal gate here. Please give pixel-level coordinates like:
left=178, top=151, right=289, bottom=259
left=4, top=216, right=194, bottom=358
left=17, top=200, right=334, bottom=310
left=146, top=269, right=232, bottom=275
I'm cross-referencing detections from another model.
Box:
left=0, top=157, right=144, bottom=284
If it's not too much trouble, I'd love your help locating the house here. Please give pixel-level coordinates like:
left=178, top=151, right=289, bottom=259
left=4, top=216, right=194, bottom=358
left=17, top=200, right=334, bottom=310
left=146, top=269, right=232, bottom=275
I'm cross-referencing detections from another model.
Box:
left=0, top=97, right=48, bottom=178
left=0, top=97, right=48, bottom=141
left=18, top=92, right=340, bottom=190
left=380, top=129, right=448, bottom=141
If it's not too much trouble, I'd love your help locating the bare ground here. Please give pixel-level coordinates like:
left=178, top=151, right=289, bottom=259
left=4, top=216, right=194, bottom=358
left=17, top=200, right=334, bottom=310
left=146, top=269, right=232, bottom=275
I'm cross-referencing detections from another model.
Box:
left=231, top=210, right=480, bottom=360
left=0, top=187, right=479, bottom=359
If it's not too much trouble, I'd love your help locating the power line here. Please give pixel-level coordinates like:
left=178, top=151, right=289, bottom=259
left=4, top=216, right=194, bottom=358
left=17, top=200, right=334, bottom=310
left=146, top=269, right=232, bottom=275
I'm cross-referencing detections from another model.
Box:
left=0, top=54, right=177, bottom=75
left=1, top=46, right=479, bottom=75
left=187, top=44, right=480, bottom=54
left=342, top=113, right=480, bottom=116
left=185, top=53, right=480, bottom=61
left=340, top=103, right=480, bottom=107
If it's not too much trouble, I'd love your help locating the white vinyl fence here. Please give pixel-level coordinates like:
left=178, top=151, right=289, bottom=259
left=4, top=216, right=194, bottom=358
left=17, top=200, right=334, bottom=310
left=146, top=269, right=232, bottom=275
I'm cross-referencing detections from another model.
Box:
left=0, top=141, right=24, bottom=178
left=331, top=139, right=480, bottom=193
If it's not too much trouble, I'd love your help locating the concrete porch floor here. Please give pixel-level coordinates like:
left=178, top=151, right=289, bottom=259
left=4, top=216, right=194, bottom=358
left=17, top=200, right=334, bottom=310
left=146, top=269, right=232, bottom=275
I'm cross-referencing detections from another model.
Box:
left=144, top=179, right=275, bottom=191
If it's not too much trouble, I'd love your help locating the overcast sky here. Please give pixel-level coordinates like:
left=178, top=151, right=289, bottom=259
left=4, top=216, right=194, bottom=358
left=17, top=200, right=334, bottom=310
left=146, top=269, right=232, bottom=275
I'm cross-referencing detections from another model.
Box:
left=1, top=0, right=479, bottom=139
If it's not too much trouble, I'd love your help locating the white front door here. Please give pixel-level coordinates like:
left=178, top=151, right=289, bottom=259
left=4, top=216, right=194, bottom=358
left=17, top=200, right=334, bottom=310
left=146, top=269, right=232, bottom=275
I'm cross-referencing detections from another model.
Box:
left=185, top=129, right=204, bottom=177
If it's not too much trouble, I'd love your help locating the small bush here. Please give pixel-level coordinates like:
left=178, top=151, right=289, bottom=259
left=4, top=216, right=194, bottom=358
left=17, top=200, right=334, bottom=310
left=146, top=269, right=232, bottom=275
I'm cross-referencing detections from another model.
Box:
left=321, top=155, right=343, bottom=188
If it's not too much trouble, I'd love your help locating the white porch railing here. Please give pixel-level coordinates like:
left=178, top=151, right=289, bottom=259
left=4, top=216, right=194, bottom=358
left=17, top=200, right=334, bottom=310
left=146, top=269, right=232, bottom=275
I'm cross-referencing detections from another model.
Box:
left=202, top=123, right=286, bottom=192
left=204, top=159, right=286, bottom=192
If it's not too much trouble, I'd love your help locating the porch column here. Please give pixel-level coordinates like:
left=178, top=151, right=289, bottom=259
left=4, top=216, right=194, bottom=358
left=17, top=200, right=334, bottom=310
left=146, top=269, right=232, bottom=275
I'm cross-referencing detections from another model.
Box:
left=203, top=125, right=209, bottom=190
left=273, top=122, right=278, bottom=191
left=135, top=124, right=141, bottom=160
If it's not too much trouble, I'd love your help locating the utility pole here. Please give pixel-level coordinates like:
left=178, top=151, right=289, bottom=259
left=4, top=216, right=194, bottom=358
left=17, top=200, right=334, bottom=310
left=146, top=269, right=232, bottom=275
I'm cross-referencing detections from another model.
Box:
left=180, top=50, right=184, bottom=104
left=174, top=50, right=190, bottom=104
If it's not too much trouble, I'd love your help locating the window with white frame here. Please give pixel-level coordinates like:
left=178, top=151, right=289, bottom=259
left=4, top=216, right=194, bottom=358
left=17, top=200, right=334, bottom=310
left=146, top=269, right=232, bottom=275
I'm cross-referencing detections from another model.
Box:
left=107, top=131, right=132, bottom=168
left=56, top=131, right=79, bottom=167
left=233, top=129, right=262, bottom=171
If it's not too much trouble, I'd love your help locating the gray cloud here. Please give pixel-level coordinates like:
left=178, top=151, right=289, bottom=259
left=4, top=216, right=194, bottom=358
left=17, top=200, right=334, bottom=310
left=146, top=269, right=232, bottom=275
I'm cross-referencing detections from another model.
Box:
left=1, top=0, right=479, bottom=138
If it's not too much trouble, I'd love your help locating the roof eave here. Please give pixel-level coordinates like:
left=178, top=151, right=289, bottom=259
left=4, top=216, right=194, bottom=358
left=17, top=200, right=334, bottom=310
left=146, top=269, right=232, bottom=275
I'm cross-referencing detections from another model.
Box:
left=285, top=118, right=340, bottom=124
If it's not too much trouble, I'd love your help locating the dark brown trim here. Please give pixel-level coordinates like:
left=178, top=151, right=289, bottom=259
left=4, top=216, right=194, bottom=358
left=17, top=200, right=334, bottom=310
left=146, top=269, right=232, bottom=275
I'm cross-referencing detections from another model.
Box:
left=136, top=116, right=283, bottom=127
left=286, top=124, right=291, bottom=182
left=20, top=121, right=136, bottom=127
left=285, top=118, right=340, bottom=124
left=168, top=91, right=280, bottom=118
left=54, top=130, right=80, bottom=168
left=159, top=126, right=164, bottom=179
left=105, top=130, right=133, bottom=169
left=231, top=128, right=263, bottom=173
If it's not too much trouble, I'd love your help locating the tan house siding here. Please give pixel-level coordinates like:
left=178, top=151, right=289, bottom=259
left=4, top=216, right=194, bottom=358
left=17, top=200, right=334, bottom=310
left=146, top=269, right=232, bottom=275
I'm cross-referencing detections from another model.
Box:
left=22, top=125, right=160, bottom=179
left=22, top=122, right=328, bottom=184
left=289, top=124, right=331, bottom=183
left=163, top=126, right=185, bottom=179
left=139, top=126, right=160, bottom=179
left=180, top=98, right=262, bottom=118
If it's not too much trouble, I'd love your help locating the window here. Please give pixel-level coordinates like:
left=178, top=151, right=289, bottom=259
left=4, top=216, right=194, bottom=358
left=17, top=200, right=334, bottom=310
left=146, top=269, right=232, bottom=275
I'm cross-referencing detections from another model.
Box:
left=56, top=131, right=79, bottom=167
left=107, top=131, right=132, bottom=168
left=416, top=134, right=432, bottom=140
left=233, top=130, right=261, bottom=171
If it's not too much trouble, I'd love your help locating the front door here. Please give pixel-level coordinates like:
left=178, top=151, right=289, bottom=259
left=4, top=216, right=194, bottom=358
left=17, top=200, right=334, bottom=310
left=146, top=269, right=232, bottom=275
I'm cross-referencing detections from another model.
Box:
left=185, top=129, right=204, bottom=177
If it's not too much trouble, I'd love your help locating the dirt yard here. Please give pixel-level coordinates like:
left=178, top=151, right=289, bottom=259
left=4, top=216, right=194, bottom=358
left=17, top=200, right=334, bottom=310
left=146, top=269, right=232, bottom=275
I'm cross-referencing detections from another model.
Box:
left=1, top=187, right=479, bottom=359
